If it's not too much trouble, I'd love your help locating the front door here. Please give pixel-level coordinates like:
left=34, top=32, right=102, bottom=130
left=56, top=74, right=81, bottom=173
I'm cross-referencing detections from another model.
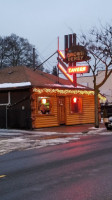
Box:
left=58, top=97, right=65, bottom=124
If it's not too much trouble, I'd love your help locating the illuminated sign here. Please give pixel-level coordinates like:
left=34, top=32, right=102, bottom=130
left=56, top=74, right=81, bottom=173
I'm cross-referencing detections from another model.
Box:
left=73, top=97, right=77, bottom=103
left=67, top=66, right=90, bottom=74
left=58, top=50, right=65, bottom=59
left=66, top=45, right=90, bottom=63
left=67, top=51, right=85, bottom=62
left=57, top=64, right=73, bottom=82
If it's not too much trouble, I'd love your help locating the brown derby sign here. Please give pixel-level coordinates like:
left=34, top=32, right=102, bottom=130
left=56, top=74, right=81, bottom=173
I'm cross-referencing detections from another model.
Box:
left=66, top=45, right=90, bottom=62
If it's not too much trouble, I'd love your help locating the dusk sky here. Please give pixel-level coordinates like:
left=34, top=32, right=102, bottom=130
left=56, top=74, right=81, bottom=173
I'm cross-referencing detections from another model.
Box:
left=0, top=0, right=112, bottom=71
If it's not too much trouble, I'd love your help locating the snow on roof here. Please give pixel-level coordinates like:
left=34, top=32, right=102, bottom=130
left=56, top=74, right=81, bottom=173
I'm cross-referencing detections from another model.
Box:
left=0, top=82, right=31, bottom=88
left=45, top=83, right=86, bottom=89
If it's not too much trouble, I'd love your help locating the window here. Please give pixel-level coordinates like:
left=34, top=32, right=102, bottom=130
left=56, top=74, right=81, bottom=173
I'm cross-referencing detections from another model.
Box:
left=38, top=97, right=52, bottom=114
left=71, top=97, right=82, bottom=113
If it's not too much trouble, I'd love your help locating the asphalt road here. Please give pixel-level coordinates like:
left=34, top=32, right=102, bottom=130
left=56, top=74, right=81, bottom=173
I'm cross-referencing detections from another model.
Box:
left=0, top=135, right=112, bottom=200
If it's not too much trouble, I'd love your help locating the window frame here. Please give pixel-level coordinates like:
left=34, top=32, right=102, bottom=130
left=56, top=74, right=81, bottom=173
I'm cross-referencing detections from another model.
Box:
left=37, top=96, right=53, bottom=115
left=70, top=96, right=83, bottom=114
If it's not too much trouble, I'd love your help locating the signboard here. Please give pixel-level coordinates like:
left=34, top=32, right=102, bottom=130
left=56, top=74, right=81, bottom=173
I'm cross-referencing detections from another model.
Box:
left=66, top=45, right=90, bottom=63
left=67, top=51, right=85, bottom=62
left=67, top=66, right=90, bottom=74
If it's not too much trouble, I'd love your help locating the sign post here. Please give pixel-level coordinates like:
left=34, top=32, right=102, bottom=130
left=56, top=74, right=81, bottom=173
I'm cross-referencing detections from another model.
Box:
left=57, top=34, right=90, bottom=87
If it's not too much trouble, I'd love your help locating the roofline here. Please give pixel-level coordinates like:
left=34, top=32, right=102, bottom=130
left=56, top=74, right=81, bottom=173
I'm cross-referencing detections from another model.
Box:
left=32, top=85, right=94, bottom=91
left=0, top=85, right=32, bottom=91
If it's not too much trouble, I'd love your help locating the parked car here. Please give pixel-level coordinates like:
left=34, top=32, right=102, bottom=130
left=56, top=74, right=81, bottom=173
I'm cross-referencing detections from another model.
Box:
left=105, top=116, right=112, bottom=130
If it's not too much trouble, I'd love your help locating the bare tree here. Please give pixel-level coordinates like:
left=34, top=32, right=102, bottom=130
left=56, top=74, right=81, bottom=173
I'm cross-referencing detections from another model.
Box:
left=0, top=36, right=7, bottom=68
left=0, top=34, right=43, bottom=70
left=52, top=66, right=58, bottom=76
left=80, top=24, right=112, bottom=127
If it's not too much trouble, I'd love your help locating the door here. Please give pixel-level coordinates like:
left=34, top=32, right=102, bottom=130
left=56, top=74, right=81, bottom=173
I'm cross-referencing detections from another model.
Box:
left=58, top=97, right=65, bottom=124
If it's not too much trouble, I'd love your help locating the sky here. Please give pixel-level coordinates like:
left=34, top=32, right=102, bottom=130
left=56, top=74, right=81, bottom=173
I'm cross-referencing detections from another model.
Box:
left=0, top=0, right=112, bottom=72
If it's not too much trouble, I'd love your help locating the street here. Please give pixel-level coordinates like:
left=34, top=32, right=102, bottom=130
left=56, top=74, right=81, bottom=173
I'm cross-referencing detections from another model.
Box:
left=0, top=134, right=112, bottom=200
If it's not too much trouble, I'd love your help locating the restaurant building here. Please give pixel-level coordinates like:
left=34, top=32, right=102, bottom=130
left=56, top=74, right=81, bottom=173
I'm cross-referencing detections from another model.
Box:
left=0, top=66, right=105, bottom=129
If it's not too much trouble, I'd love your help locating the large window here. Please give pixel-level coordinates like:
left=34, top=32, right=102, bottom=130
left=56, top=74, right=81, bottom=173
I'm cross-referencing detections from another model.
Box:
left=38, top=97, right=52, bottom=114
left=71, top=97, right=82, bottom=113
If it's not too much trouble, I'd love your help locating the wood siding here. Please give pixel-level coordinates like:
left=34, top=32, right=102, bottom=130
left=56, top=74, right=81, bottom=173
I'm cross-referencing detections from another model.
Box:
left=31, top=91, right=95, bottom=129
left=66, top=95, right=95, bottom=125
left=31, top=94, right=59, bottom=128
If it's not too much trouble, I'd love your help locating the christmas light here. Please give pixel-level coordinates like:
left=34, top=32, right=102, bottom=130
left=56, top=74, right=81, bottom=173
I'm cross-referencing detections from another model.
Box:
left=32, top=88, right=106, bottom=101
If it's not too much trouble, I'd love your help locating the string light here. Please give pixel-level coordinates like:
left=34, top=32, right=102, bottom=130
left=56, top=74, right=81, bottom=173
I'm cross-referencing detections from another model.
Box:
left=32, top=88, right=106, bottom=101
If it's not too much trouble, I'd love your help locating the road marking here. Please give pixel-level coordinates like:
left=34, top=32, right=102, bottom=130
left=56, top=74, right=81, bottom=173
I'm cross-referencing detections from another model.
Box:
left=0, top=175, right=6, bottom=178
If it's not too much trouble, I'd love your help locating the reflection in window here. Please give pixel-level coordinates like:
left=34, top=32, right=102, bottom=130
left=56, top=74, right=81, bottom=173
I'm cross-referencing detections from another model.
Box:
left=38, top=97, right=52, bottom=114
left=71, top=97, right=82, bottom=113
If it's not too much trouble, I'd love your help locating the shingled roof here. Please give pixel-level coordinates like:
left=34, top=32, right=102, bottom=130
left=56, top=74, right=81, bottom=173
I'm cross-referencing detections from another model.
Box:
left=0, top=66, right=89, bottom=90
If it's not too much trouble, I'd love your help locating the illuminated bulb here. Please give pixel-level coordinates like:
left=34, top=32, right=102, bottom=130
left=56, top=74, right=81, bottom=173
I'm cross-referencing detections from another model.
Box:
left=73, top=97, right=77, bottom=103
left=42, top=98, right=46, bottom=104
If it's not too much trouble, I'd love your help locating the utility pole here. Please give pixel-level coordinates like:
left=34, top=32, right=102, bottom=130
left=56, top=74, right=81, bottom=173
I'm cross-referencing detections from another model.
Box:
left=33, top=48, right=35, bottom=69
left=73, top=33, right=77, bottom=87
left=57, top=36, right=59, bottom=83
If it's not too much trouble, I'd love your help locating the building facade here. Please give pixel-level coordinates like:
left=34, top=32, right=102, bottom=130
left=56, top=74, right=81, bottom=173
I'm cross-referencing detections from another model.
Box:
left=0, top=66, right=105, bottom=129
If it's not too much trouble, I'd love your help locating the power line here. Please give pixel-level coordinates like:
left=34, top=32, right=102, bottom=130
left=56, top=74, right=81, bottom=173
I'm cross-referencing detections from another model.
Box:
left=38, top=50, right=54, bottom=69
left=34, top=51, right=57, bottom=71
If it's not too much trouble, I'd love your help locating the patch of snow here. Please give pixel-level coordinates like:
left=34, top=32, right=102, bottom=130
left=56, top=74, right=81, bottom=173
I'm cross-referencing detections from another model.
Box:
left=87, top=127, right=112, bottom=135
left=0, top=82, right=31, bottom=88
left=0, top=134, right=80, bottom=155
left=39, top=137, right=79, bottom=146
left=0, top=137, right=31, bottom=155
left=0, top=127, right=112, bottom=156
left=89, top=127, right=100, bottom=130
left=45, top=84, right=85, bottom=89
left=32, top=131, right=58, bottom=136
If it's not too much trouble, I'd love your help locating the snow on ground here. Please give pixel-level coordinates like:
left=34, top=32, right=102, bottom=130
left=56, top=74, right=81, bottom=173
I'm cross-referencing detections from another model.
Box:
left=0, top=133, right=80, bottom=156
left=0, top=127, right=112, bottom=156
left=88, top=127, right=112, bottom=135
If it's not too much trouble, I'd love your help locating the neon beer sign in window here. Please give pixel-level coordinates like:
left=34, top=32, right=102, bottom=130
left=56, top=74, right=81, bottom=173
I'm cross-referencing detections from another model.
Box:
left=73, top=97, right=77, bottom=103
left=67, top=66, right=90, bottom=74
left=71, top=97, right=82, bottom=113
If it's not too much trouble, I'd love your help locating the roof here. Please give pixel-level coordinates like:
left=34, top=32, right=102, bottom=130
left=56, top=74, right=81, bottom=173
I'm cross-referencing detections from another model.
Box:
left=0, top=66, right=92, bottom=90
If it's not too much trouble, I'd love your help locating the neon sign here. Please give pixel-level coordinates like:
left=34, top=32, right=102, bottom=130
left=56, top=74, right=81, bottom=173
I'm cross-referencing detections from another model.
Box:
left=73, top=97, right=77, bottom=103
left=57, top=64, right=73, bottom=82
left=67, top=66, right=90, bottom=74
left=58, top=50, right=65, bottom=59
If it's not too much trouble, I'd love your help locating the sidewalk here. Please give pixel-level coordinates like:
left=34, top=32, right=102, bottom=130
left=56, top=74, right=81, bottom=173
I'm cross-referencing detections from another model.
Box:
left=0, top=123, right=107, bottom=140
left=33, top=123, right=106, bottom=136
left=0, top=123, right=110, bottom=156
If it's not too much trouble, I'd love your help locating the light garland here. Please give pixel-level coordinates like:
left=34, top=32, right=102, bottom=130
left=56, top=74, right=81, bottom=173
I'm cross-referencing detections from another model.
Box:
left=98, top=93, right=106, bottom=101
left=33, top=88, right=106, bottom=101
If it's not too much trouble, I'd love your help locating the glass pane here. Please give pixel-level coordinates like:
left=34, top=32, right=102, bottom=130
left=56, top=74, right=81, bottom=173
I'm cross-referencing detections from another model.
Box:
left=38, top=97, right=52, bottom=114
left=71, top=97, right=82, bottom=113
